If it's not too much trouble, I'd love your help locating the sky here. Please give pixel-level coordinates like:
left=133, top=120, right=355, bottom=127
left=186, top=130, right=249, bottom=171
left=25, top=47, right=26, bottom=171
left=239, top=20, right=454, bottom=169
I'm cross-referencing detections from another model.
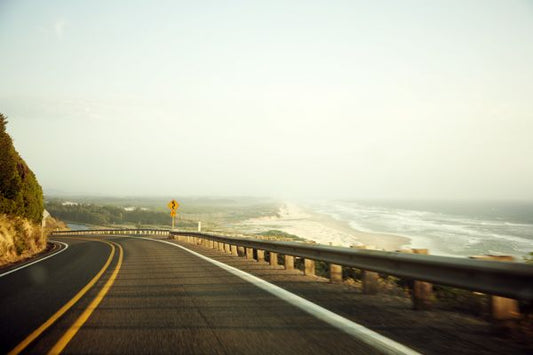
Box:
left=1, top=0, right=532, bottom=200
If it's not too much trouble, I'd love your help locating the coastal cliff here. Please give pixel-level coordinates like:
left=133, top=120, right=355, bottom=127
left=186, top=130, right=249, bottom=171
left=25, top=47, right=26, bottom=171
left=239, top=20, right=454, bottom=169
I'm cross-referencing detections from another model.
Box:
left=0, top=113, right=46, bottom=266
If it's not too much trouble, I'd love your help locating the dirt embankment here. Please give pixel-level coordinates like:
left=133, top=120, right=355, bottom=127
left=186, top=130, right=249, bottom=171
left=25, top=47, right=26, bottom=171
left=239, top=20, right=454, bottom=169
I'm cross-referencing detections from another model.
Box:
left=0, top=214, right=46, bottom=266
left=0, top=215, right=67, bottom=267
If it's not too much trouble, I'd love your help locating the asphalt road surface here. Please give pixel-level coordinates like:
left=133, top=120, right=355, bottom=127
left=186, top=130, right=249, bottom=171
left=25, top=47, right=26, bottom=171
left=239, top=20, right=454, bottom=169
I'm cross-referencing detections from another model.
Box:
left=0, top=236, right=414, bottom=354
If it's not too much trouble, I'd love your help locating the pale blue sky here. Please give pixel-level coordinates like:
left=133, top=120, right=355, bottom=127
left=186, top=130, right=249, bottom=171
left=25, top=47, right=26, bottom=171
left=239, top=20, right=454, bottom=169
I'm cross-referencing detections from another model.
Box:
left=1, top=1, right=532, bottom=199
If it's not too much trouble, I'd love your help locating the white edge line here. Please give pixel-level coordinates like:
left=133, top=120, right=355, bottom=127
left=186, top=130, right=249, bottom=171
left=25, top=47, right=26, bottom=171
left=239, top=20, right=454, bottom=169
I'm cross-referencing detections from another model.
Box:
left=0, top=240, right=69, bottom=278
left=139, top=237, right=420, bottom=355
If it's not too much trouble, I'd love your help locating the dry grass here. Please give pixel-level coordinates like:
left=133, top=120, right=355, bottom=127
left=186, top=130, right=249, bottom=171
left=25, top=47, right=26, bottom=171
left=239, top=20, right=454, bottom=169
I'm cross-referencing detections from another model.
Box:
left=43, top=216, right=68, bottom=235
left=0, top=214, right=47, bottom=266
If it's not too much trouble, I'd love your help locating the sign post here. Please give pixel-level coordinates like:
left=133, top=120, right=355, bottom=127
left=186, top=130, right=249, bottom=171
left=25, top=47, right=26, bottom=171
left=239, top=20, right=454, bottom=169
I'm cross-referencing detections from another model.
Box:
left=167, top=199, right=179, bottom=230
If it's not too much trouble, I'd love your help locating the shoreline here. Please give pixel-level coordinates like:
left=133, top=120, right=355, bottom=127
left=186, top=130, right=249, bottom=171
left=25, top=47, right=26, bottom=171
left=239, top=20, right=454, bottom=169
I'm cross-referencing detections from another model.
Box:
left=302, top=204, right=412, bottom=250
left=235, top=203, right=411, bottom=251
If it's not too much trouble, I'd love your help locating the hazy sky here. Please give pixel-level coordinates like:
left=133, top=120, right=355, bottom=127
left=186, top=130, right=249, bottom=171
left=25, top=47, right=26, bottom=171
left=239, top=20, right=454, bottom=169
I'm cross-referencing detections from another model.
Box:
left=1, top=0, right=532, bottom=199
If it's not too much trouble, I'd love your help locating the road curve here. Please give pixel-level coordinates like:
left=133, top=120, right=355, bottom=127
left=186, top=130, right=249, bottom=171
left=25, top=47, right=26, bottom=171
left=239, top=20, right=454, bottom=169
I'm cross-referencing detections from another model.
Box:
left=0, top=238, right=113, bottom=353
left=2, top=236, right=418, bottom=354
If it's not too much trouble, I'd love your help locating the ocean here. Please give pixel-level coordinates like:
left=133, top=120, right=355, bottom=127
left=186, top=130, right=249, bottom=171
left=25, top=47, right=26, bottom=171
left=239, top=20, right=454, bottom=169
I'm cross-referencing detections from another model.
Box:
left=307, top=200, right=533, bottom=260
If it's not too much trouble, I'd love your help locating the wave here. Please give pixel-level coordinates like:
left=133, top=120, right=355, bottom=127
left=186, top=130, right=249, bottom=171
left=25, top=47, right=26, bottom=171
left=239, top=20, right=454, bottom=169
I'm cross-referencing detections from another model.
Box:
left=307, top=200, right=533, bottom=258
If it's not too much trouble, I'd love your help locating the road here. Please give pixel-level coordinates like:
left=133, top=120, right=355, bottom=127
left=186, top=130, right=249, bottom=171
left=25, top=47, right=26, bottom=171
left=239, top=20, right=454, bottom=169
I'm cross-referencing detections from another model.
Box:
left=0, top=238, right=111, bottom=354
left=0, top=236, right=414, bottom=354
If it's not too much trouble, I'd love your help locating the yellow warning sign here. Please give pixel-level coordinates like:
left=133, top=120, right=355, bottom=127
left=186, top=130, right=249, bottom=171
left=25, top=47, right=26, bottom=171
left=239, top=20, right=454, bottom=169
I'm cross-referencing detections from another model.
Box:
left=167, top=199, right=179, bottom=211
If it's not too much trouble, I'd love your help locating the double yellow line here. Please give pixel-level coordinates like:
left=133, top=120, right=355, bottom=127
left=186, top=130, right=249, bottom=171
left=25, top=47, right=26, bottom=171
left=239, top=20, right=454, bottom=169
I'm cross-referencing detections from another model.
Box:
left=8, top=238, right=123, bottom=355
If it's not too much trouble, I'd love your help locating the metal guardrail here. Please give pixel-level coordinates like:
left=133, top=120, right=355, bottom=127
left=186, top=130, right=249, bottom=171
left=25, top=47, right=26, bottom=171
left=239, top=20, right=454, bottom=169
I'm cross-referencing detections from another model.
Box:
left=169, top=231, right=533, bottom=302
left=52, top=228, right=169, bottom=236
left=51, top=229, right=533, bottom=301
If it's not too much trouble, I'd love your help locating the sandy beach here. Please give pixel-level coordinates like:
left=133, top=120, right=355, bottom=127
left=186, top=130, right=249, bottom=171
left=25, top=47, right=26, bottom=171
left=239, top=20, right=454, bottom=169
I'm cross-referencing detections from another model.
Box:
left=235, top=203, right=410, bottom=251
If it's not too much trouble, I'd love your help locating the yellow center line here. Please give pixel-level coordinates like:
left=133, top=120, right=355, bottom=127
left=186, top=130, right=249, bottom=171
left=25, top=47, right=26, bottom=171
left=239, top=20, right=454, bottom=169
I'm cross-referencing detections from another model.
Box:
left=48, top=241, right=123, bottom=354
left=8, top=238, right=116, bottom=355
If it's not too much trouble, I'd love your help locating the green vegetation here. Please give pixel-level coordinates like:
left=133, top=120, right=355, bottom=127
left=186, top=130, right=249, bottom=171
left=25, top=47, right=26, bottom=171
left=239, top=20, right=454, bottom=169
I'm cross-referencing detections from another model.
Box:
left=256, top=230, right=305, bottom=241
left=0, top=114, right=43, bottom=223
left=45, top=200, right=197, bottom=229
left=53, top=196, right=280, bottom=223
left=176, top=198, right=280, bottom=224
left=44, top=196, right=281, bottom=234
left=0, top=113, right=46, bottom=265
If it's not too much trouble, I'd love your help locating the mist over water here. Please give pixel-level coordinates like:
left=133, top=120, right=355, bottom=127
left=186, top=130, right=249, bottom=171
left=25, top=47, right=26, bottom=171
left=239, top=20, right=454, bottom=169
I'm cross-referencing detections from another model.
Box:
left=307, top=200, right=533, bottom=259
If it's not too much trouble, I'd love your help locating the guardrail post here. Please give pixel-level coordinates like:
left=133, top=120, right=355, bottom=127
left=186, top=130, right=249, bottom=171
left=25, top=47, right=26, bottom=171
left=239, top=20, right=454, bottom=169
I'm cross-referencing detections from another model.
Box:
left=246, top=247, right=254, bottom=260
left=354, top=246, right=379, bottom=294
left=330, top=264, right=343, bottom=283
left=304, top=259, right=315, bottom=276
left=218, top=242, right=225, bottom=252
left=269, top=252, right=278, bottom=267
left=362, top=270, right=379, bottom=294
left=469, top=255, right=520, bottom=320
left=256, top=249, right=265, bottom=262
left=411, top=249, right=433, bottom=310
left=285, top=255, right=294, bottom=270
left=231, top=245, right=238, bottom=256
left=225, top=243, right=231, bottom=254
left=237, top=246, right=245, bottom=257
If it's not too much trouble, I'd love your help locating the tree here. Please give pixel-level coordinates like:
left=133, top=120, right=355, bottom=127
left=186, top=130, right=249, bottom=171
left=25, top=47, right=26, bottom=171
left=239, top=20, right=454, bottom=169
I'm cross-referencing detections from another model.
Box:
left=0, top=113, right=43, bottom=223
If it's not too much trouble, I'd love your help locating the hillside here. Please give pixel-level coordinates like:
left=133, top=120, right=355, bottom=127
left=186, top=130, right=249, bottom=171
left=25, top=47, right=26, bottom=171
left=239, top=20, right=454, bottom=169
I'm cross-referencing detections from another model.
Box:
left=0, top=113, right=46, bottom=266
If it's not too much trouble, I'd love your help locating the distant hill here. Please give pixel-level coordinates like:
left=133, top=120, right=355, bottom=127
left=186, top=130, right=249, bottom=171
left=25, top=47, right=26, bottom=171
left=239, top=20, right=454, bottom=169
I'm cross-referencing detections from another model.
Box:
left=0, top=113, right=46, bottom=265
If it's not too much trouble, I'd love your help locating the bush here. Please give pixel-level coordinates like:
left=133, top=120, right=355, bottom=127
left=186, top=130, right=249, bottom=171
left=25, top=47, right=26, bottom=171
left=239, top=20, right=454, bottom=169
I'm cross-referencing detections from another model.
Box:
left=256, top=230, right=305, bottom=241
